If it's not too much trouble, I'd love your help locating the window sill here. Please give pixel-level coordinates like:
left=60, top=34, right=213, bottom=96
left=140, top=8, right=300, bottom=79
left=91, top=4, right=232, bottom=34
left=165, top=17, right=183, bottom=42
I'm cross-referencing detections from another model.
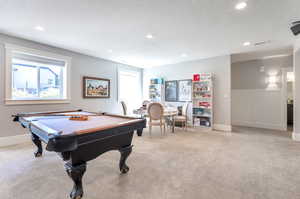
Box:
left=5, top=99, right=71, bottom=105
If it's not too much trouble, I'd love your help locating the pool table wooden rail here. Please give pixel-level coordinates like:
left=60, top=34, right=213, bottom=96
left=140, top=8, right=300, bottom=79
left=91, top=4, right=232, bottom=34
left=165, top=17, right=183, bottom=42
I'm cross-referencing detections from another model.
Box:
left=13, top=109, right=85, bottom=122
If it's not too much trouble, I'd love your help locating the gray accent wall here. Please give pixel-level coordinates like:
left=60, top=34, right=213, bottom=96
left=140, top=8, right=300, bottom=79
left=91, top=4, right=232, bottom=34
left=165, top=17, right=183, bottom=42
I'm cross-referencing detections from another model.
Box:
left=231, top=55, right=293, bottom=130
left=232, top=56, right=293, bottom=90
left=0, top=34, right=142, bottom=137
left=143, top=55, right=231, bottom=128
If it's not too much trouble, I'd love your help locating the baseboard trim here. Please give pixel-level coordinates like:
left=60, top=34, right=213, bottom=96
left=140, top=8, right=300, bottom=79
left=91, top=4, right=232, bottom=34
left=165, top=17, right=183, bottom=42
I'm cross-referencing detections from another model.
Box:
left=292, top=132, right=300, bottom=141
left=232, top=121, right=285, bottom=131
left=0, top=134, right=30, bottom=147
left=213, top=124, right=232, bottom=132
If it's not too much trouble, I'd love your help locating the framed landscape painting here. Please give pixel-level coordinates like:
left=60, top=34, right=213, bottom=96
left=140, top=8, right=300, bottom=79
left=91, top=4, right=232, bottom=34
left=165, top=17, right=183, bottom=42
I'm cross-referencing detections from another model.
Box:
left=83, top=76, right=110, bottom=98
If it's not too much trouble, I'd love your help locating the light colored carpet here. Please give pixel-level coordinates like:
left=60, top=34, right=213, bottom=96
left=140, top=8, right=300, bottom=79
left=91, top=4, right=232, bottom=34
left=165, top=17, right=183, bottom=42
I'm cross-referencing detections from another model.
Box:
left=1, top=126, right=300, bottom=199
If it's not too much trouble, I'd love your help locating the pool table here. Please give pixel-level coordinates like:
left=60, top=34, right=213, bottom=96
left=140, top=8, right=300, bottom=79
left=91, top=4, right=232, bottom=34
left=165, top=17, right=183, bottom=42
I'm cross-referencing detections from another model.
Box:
left=13, top=110, right=146, bottom=199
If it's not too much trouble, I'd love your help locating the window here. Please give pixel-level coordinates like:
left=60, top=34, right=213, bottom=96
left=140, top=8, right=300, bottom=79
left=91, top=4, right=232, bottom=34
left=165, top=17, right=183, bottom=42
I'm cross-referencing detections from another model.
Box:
left=118, top=68, right=142, bottom=114
left=5, top=44, right=71, bottom=104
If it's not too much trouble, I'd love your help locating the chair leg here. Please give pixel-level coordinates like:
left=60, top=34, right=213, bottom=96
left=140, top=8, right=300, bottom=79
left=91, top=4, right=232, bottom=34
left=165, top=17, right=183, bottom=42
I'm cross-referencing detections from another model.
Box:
left=149, top=125, right=152, bottom=137
left=160, top=125, right=163, bottom=136
left=164, top=124, right=166, bottom=134
left=173, top=118, right=175, bottom=133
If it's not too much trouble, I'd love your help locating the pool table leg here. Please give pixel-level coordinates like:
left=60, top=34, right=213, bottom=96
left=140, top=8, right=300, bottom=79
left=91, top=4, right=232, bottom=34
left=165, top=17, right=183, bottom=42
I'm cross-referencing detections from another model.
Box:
left=31, top=133, right=43, bottom=157
left=65, top=162, right=87, bottom=199
left=137, top=129, right=143, bottom=136
left=119, top=145, right=132, bottom=174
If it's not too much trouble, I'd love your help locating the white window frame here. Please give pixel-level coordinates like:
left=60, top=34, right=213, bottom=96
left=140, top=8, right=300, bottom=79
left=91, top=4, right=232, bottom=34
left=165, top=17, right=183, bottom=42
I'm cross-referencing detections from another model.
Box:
left=5, top=44, right=71, bottom=105
left=117, top=67, right=142, bottom=102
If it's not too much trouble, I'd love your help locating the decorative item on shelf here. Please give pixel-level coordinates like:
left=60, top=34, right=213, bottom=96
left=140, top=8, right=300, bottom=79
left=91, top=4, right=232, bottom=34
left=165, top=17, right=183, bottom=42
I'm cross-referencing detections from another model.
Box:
left=192, top=73, right=213, bottom=128
left=200, top=118, right=211, bottom=127
left=83, top=76, right=110, bottom=98
left=151, top=78, right=164, bottom=84
left=149, top=78, right=164, bottom=102
left=193, top=74, right=200, bottom=81
left=198, top=102, right=210, bottom=108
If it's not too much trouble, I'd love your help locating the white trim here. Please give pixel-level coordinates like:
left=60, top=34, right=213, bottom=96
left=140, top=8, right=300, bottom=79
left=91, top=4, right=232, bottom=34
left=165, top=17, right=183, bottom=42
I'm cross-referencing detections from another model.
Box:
left=0, top=134, right=30, bottom=147
left=292, top=132, right=300, bottom=141
left=5, top=43, right=71, bottom=61
left=262, top=54, right=291, bottom=60
left=295, top=38, right=300, bottom=52
left=232, top=121, right=285, bottom=131
left=213, top=124, right=232, bottom=132
left=4, top=43, right=71, bottom=105
left=281, top=67, right=293, bottom=131
left=117, top=66, right=142, bottom=102
left=5, top=45, right=12, bottom=102
left=281, top=68, right=289, bottom=131
left=5, top=99, right=70, bottom=105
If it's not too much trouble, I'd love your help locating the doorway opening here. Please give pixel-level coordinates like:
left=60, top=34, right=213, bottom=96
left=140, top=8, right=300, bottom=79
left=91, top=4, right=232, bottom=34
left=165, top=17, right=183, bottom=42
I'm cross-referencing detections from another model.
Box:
left=286, top=71, right=294, bottom=132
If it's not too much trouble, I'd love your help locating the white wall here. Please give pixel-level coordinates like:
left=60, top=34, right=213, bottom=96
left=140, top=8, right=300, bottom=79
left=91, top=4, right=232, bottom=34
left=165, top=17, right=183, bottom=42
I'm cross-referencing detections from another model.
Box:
left=0, top=34, right=142, bottom=137
left=143, top=55, right=231, bottom=131
left=232, top=89, right=285, bottom=130
left=231, top=56, right=293, bottom=130
left=287, top=82, right=293, bottom=100
left=293, top=38, right=300, bottom=140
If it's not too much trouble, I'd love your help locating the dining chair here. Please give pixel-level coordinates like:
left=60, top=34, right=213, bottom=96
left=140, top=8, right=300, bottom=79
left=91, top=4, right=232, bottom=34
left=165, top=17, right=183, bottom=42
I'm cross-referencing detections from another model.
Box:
left=142, top=100, right=151, bottom=106
left=142, top=100, right=151, bottom=111
left=120, top=101, right=127, bottom=115
left=147, top=103, right=166, bottom=136
left=174, top=102, right=189, bottom=131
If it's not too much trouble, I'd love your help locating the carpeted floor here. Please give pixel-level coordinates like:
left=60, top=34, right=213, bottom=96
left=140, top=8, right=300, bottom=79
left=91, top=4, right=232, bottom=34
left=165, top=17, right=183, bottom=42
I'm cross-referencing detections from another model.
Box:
left=1, top=126, right=300, bottom=199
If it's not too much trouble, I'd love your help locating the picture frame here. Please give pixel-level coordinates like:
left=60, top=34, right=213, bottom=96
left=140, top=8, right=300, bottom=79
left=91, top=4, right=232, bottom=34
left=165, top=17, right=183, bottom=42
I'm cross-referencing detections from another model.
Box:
left=83, top=76, right=110, bottom=98
left=178, top=79, right=192, bottom=102
left=165, top=80, right=178, bottom=101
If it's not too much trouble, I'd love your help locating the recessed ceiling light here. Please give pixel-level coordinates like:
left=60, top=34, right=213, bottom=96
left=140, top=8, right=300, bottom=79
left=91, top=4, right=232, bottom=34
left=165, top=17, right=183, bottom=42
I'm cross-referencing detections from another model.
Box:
left=108, top=49, right=113, bottom=53
left=146, top=34, right=154, bottom=39
left=235, top=2, right=247, bottom=10
left=243, top=41, right=251, bottom=46
left=181, top=53, right=187, bottom=57
left=35, top=26, right=45, bottom=31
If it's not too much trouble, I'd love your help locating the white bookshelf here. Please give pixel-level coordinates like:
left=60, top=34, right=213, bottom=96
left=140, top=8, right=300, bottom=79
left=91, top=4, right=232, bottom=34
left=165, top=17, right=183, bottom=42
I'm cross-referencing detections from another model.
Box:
left=192, top=73, right=213, bottom=128
left=149, top=78, right=164, bottom=102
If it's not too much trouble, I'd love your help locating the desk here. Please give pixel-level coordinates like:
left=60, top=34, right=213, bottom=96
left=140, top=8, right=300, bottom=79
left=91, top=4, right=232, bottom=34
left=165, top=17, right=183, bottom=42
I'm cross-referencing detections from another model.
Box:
left=13, top=110, right=146, bottom=199
left=133, top=107, right=178, bottom=133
